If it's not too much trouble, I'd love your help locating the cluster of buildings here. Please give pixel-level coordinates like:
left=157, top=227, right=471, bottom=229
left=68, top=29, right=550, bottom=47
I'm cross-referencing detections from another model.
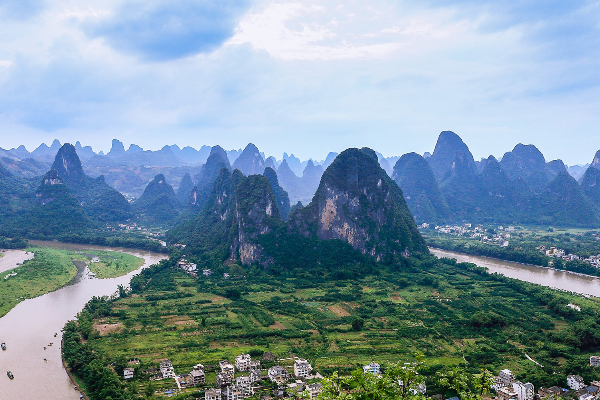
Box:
left=493, top=362, right=600, bottom=400
left=177, top=259, right=198, bottom=275
left=140, top=353, right=322, bottom=400
left=425, top=223, right=513, bottom=247
left=540, top=246, right=600, bottom=269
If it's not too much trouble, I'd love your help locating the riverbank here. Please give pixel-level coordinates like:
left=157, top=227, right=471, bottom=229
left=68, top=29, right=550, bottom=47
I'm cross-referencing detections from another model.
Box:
left=431, top=247, right=600, bottom=282
left=430, top=247, right=600, bottom=298
left=0, top=246, right=167, bottom=400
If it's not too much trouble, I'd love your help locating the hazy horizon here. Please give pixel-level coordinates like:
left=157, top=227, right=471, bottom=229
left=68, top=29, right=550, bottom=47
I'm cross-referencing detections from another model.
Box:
left=0, top=1, right=598, bottom=164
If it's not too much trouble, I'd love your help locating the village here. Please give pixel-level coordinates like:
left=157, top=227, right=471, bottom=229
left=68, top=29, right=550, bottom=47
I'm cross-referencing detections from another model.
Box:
left=119, top=353, right=600, bottom=400
left=421, top=223, right=514, bottom=247
left=422, top=223, right=600, bottom=270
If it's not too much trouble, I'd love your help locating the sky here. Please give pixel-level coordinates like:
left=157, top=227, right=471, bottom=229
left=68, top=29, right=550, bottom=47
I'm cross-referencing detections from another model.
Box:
left=0, top=0, right=599, bottom=165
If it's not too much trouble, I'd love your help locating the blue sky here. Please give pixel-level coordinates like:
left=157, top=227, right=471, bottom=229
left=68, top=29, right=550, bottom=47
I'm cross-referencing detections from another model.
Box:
left=0, top=0, right=599, bottom=164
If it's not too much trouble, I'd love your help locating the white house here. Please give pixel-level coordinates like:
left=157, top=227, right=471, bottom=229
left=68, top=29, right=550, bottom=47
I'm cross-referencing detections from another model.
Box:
left=205, top=388, right=222, bottom=400
left=513, top=381, right=535, bottom=400
left=268, top=365, right=289, bottom=384
left=235, top=376, right=254, bottom=397
left=498, top=369, right=516, bottom=387
left=160, top=360, right=175, bottom=379
left=123, top=368, right=134, bottom=380
left=307, top=383, right=323, bottom=399
left=235, top=354, right=252, bottom=371
left=568, top=375, right=586, bottom=391
left=294, top=359, right=313, bottom=379
left=226, top=384, right=244, bottom=400
left=190, top=364, right=205, bottom=386
left=363, top=362, right=380, bottom=375
left=590, top=356, right=600, bottom=367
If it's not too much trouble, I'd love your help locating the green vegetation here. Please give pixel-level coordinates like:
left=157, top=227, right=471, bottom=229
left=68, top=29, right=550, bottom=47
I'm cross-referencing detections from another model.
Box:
left=64, top=253, right=600, bottom=398
left=0, top=247, right=79, bottom=317
left=85, top=250, right=144, bottom=279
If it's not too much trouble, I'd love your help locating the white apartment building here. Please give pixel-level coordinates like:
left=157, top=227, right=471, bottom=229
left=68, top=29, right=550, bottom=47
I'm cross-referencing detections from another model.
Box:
left=235, top=354, right=252, bottom=371
left=205, top=388, right=222, bottom=400
left=294, top=359, right=313, bottom=379
left=160, top=360, right=175, bottom=379
left=513, top=381, right=535, bottom=400
left=568, top=375, right=586, bottom=391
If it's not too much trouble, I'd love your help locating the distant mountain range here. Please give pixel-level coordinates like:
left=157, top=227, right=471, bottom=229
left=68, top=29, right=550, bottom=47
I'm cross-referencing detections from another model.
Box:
left=3, top=132, right=600, bottom=234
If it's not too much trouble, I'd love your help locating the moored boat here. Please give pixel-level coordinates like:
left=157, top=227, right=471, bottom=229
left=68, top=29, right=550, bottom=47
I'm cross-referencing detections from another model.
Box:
left=1, top=342, right=6, bottom=350
left=7, top=371, right=14, bottom=379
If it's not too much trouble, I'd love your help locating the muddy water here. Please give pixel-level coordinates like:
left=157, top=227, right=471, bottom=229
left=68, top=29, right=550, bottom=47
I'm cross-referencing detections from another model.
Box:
left=0, top=241, right=167, bottom=400
left=0, top=250, right=34, bottom=274
left=430, top=248, right=600, bottom=297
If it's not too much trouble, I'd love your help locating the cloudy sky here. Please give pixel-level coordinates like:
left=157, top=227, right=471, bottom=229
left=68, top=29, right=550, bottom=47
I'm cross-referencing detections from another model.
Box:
left=0, top=0, right=598, bottom=164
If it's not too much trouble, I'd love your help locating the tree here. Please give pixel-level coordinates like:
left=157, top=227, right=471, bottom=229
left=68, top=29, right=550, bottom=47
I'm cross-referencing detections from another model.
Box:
left=319, top=355, right=426, bottom=400
left=437, top=367, right=495, bottom=400
left=352, top=318, right=365, bottom=331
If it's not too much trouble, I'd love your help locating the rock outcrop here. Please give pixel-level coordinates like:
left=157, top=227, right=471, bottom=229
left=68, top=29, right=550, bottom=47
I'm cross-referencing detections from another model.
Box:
left=289, top=148, right=427, bottom=261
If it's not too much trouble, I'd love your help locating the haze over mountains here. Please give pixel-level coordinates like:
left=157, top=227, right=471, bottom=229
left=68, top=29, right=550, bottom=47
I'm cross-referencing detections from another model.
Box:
left=3, top=131, right=600, bottom=235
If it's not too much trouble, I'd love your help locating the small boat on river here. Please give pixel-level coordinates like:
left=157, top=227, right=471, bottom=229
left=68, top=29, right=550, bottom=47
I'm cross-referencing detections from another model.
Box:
left=1, top=342, right=6, bottom=350
left=7, top=371, right=14, bottom=379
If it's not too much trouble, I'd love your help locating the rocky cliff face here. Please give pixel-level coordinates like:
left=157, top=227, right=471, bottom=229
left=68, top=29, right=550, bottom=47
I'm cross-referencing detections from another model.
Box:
left=231, top=175, right=283, bottom=265
left=168, top=169, right=284, bottom=265
left=264, top=167, right=291, bottom=220
left=289, top=148, right=427, bottom=261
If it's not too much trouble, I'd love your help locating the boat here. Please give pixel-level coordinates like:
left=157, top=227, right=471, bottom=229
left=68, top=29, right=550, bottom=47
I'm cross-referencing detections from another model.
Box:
left=1, top=342, right=6, bottom=350
left=7, top=371, right=14, bottom=379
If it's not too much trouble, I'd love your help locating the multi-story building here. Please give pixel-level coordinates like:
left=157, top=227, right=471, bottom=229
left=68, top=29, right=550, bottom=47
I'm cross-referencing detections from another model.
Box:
left=268, top=365, right=289, bottom=384
left=190, top=364, right=205, bottom=386
left=220, top=360, right=235, bottom=375
left=249, top=369, right=261, bottom=384
left=293, top=359, right=312, bottom=379
left=362, top=362, right=380, bottom=375
left=568, top=376, right=586, bottom=391
left=590, top=356, right=600, bottom=367
left=513, top=381, right=535, bottom=400
left=498, top=369, right=516, bottom=387
left=235, top=376, right=254, bottom=397
left=497, top=386, right=519, bottom=400
left=205, top=388, right=222, bottom=400
left=236, top=354, right=252, bottom=371
left=160, top=360, right=176, bottom=379
left=307, top=383, right=323, bottom=399
left=226, top=384, right=244, bottom=400
left=217, top=373, right=233, bottom=387
left=123, top=368, right=134, bottom=380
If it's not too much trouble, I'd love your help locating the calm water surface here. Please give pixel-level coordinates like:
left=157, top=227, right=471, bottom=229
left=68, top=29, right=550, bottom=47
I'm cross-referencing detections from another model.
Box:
left=430, top=248, right=600, bottom=297
left=0, top=241, right=167, bottom=400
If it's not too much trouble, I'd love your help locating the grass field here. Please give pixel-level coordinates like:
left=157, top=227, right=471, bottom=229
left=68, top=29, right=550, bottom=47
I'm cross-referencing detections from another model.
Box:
left=85, top=250, right=144, bottom=279
left=78, top=256, right=600, bottom=398
left=0, top=247, right=79, bottom=317
left=0, top=247, right=144, bottom=317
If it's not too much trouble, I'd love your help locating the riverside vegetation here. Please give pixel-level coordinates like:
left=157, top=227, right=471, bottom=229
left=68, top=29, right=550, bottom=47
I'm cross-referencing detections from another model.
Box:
left=423, top=226, right=600, bottom=277
left=0, top=246, right=143, bottom=317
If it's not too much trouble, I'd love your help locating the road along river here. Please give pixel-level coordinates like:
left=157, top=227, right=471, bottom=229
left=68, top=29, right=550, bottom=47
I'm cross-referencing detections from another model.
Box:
left=430, top=248, right=600, bottom=298
left=0, top=241, right=167, bottom=400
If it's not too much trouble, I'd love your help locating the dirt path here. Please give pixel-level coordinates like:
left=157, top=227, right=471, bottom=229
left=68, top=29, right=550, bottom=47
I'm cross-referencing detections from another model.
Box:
left=0, top=250, right=34, bottom=274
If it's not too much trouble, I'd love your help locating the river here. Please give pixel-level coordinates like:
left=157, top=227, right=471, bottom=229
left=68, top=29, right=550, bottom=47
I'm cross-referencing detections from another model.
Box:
left=0, top=241, right=167, bottom=400
left=430, top=248, right=600, bottom=297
